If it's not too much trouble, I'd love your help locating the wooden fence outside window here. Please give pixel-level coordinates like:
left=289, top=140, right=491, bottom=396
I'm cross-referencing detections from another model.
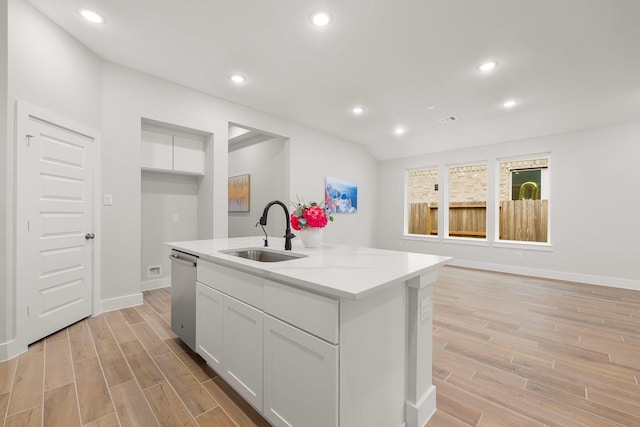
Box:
left=408, top=200, right=548, bottom=242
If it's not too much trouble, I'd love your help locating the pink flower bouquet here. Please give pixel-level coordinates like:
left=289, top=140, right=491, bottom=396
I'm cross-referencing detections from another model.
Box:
left=290, top=199, right=334, bottom=231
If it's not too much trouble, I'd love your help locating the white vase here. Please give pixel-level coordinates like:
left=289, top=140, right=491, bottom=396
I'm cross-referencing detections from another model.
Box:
left=299, top=227, right=323, bottom=248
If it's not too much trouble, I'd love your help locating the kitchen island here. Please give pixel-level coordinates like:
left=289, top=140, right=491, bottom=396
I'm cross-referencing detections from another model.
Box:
left=168, top=237, right=450, bottom=427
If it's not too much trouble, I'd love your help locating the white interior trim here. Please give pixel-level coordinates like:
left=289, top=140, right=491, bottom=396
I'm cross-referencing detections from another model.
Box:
left=450, top=259, right=640, bottom=292
left=100, top=292, right=144, bottom=314
left=142, top=277, right=171, bottom=291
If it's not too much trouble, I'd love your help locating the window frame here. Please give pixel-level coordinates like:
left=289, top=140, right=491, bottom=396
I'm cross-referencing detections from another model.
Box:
left=494, top=153, right=552, bottom=247
left=444, top=161, right=489, bottom=242
left=404, top=166, right=440, bottom=239
left=401, top=155, right=553, bottom=251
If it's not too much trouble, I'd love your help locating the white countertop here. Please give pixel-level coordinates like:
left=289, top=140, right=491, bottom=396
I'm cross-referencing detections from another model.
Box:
left=168, top=237, right=451, bottom=300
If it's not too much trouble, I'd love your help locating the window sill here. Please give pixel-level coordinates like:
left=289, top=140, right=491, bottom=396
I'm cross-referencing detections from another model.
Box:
left=403, top=234, right=439, bottom=242
left=492, top=241, right=554, bottom=252
left=443, top=237, right=490, bottom=247
left=402, top=234, right=554, bottom=251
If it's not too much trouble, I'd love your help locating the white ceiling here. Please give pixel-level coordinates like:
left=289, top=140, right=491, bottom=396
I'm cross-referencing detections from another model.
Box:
left=26, top=0, right=640, bottom=160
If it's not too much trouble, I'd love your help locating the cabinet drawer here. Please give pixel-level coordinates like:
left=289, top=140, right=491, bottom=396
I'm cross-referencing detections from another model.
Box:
left=197, top=261, right=264, bottom=309
left=264, top=280, right=338, bottom=344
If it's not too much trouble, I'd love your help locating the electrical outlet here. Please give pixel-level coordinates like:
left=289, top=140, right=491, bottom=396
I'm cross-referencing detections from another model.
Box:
left=103, top=194, right=113, bottom=206
left=420, top=297, right=432, bottom=322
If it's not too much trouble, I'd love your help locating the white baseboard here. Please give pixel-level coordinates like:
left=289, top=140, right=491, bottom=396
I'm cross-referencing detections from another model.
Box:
left=3, top=292, right=144, bottom=361
left=450, top=259, right=640, bottom=291
left=405, top=385, right=437, bottom=427
left=0, top=339, right=26, bottom=362
left=141, top=277, right=170, bottom=291
left=98, top=292, right=144, bottom=315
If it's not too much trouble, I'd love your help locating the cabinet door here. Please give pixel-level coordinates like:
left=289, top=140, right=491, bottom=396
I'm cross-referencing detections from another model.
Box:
left=173, top=135, right=204, bottom=175
left=264, top=315, right=338, bottom=427
left=196, top=283, right=224, bottom=372
left=141, top=129, right=173, bottom=170
left=223, top=296, right=263, bottom=411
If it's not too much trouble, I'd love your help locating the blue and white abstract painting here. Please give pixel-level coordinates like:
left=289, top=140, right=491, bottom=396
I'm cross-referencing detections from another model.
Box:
left=325, top=177, right=357, bottom=213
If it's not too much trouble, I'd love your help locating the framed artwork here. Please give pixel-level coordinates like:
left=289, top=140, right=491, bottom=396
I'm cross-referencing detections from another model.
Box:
left=228, top=174, right=250, bottom=212
left=325, top=177, right=357, bottom=213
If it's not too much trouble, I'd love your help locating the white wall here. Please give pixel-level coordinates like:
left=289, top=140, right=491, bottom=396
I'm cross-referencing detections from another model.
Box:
left=2, top=0, right=102, bottom=357
left=101, top=63, right=378, bottom=307
left=141, top=171, right=199, bottom=289
left=228, top=137, right=287, bottom=239
left=377, top=122, right=640, bottom=289
left=101, top=63, right=224, bottom=306
left=289, top=128, right=377, bottom=247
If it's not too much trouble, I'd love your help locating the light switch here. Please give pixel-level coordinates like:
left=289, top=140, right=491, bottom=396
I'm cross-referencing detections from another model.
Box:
left=173, top=214, right=180, bottom=223
left=103, top=194, right=113, bottom=206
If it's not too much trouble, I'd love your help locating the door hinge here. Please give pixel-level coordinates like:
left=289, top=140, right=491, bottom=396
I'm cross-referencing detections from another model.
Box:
left=26, top=134, right=34, bottom=147
left=27, top=220, right=30, bottom=231
left=27, top=305, right=30, bottom=316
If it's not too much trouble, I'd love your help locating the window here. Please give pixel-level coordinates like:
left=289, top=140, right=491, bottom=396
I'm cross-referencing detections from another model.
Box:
left=406, top=168, right=438, bottom=235
left=498, top=157, right=549, bottom=242
left=448, top=163, right=487, bottom=239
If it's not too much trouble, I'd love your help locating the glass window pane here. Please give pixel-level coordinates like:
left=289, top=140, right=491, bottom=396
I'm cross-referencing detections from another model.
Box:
left=499, top=158, right=549, bottom=242
left=448, top=164, right=487, bottom=239
left=407, top=169, right=438, bottom=235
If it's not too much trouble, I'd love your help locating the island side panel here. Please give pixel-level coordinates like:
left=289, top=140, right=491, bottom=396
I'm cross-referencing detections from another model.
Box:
left=406, top=270, right=438, bottom=427
left=339, top=281, right=407, bottom=427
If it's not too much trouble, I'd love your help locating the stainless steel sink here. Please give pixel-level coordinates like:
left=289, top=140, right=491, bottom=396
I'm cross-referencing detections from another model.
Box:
left=220, top=248, right=307, bottom=263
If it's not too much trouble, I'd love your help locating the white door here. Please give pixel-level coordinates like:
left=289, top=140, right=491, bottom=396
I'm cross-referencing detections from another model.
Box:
left=16, top=102, right=96, bottom=345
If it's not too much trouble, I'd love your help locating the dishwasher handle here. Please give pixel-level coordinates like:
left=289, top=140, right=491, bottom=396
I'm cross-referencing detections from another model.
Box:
left=169, top=254, right=197, bottom=267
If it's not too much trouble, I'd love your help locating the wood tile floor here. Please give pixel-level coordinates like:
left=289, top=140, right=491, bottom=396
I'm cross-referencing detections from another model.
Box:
left=426, top=267, right=640, bottom=427
left=1, top=267, right=639, bottom=426
left=0, top=287, right=270, bottom=427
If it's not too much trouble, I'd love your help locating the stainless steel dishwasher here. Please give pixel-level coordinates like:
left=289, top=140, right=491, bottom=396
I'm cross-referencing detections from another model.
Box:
left=169, top=249, right=198, bottom=352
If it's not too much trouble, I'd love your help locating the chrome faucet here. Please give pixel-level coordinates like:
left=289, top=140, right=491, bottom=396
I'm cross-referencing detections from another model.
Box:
left=258, top=200, right=295, bottom=250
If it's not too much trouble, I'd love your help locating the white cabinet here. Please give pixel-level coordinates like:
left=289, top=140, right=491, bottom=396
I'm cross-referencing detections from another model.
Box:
left=141, top=129, right=205, bottom=175
left=264, top=279, right=338, bottom=344
left=141, top=129, right=172, bottom=170
left=196, top=282, right=263, bottom=411
left=223, top=297, right=263, bottom=411
left=173, top=135, right=205, bottom=174
left=263, top=315, right=338, bottom=427
left=195, top=283, right=223, bottom=371
left=195, top=260, right=339, bottom=425
left=198, top=261, right=264, bottom=309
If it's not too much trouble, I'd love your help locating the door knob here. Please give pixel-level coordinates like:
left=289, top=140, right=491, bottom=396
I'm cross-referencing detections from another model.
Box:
left=85, top=233, right=95, bottom=240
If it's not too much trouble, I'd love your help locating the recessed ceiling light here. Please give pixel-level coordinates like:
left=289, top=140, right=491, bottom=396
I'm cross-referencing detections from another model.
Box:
left=502, top=99, right=519, bottom=108
left=352, top=106, right=364, bottom=115
left=478, top=61, right=498, bottom=72
left=394, top=127, right=405, bottom=135
left=311, top=11, right=331, bottom=26
left=230, top=75, right=246, bottom=84
left=79, top=9, right=105, bottom=24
